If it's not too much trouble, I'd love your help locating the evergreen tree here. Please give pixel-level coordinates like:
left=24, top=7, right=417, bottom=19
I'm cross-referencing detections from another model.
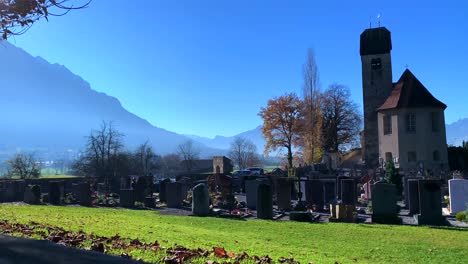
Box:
left=385, top=160, right=403, bottom=196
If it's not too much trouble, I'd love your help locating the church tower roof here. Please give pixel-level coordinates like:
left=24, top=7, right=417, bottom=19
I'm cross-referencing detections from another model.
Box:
left=378, top=69, right=447, bottom=111
left=360, top=27, right=392, bottom=55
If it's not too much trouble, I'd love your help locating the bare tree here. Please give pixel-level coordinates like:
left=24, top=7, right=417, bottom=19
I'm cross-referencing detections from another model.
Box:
left=321, top=84, right=362, bottom=152
left=160, top=153, right=181, bottom=177
left=7, top=152, right=40, bottom=179
left=259, top=93, right=305, bottom=170
left=300, top=48, right=323, bottom=164
left=73, top=121, right=124, bottom=190
left=228, top=137, right=259, bottom=170
left=132, top=141, right=160, bottom=177
left=0, top=0, right=92, bottom=39
left=178, top=140, right=200, bottom=172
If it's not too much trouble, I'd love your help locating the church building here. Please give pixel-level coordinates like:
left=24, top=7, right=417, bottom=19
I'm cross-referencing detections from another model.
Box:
left=360, top=27, right=449, bottom=172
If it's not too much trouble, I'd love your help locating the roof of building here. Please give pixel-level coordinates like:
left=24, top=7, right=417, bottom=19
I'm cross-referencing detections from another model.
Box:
left=360, top=27, right=392, bottom=56
left=378, top=69, right=447, bottom=111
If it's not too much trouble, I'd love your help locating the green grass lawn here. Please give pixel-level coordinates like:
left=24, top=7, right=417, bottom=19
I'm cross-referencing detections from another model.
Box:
left=38, top=174, right=80, bottom=179
left=0, top=205, right=466, bottom=263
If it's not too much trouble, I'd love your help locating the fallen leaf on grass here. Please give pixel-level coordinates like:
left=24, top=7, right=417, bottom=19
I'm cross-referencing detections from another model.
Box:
left=213, top=247, right=228, bottom=258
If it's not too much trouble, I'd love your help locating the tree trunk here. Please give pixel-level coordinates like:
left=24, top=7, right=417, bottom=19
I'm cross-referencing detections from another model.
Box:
left=287, top=146, right=293, bottom=172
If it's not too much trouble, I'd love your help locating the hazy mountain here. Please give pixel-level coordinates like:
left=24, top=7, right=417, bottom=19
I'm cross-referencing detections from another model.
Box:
left=0, top=41, right=221, bottom=158
left=446, top=118, right=468, bottom=146
left=186, top=126, right=266, bottom=153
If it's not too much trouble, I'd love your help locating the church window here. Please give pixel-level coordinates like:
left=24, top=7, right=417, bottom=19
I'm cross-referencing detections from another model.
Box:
left=406, top=113, right=416, bottom=133
left=433, top=150, right=440, bottom=161
left=371, top=58, right=382, bottom=70
left=383, top=115, right=392, bottom=135
left=431, top=112, right=439, bottom=132
left=408, top=151, right=417, bottom=162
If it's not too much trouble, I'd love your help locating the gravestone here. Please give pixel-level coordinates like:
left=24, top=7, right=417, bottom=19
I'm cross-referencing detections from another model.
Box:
left=322, top=180, right=336, bottom=205
left=78, top=183, right=92, bottom=206
left=372, top=183, right=400, bottom=224
left=134, top=177, right=147, bottom=202
left=415, top=180, right=445, bottom=225
left=407, top=179, right=420, bottom=214
left=119, top=190, right=134, bottom=207
left=341, top=179, right=356, bottom=206
left=336, top=176, right=349, bottom=200
left=245, top=179, right=260, bottom=209
left=276, top=177, right=292, bottom=211
left=404, top=177, right=420, bottom=208
left=245, top=178, right=269, bottom=209
left=166, top=182, right=183, bottom=208
left=159, top=179, right=171, bottom=203
left=23, top=185, right=41, bottom=204
left=306, top=180, right=324, bottom=211
left=448, top=179, right=468, bottom=214
left=48, top=181, right=63, bottom=205
left=192, top=183, right=210, bottom=216
left=257, top=183, right=273, bottom=219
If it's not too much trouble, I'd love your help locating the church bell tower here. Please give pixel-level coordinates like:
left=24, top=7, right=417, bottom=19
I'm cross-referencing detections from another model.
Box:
left=360, top=27, right=393, bottom=168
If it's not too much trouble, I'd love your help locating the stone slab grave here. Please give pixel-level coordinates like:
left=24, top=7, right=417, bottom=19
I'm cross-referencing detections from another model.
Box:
left=407, top=179, right=420, bottom=215
left=48, top=181, right=64, bottom=205
left=192, top=183, right=210, bottom=216
left=372, top=182, right=401, bottom=224
left=414, top=180, right=446, bottom=226
left=329, top=204, right=355, bottom=222
left=336, top=176, right=349, bottom=200
left=305, top=179, right=324, bottom=211
left=404, top=177, right=421, bottom=209
left=71, top=183, right=79, bottom=198
left=119, top=189, right=134, bottom=208
left=257, top=183, right=273, bottom=219
left=23, top=185, right=41, bottom=204
left=166, top=182, right=183, bottom=208
left=245, top=178, right=269, bottom=209
left=159, top=179, right=171, bottom=203
left=340, top=178, right=356, bottom=206
left=322, top=180, right=336, bottom=205
left=77, top=182, right=92, bottom=206
left=448, top=179, right=468, bottom=214
left=2, top=181, right=26, bottom=202
left=276, top=177, right=292, bottom=211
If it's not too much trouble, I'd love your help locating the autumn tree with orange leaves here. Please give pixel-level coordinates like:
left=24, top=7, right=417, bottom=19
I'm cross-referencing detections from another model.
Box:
left=258, top=93, right=304, bottom=170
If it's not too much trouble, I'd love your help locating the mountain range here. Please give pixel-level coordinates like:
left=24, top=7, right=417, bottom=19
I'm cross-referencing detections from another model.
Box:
left=0, top=41, right=467, bottom=161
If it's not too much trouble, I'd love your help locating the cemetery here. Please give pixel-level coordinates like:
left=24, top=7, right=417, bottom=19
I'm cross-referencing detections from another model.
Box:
left=0, top=6, right=467, bottom=263
left=0, top=155, right=467, bottom=263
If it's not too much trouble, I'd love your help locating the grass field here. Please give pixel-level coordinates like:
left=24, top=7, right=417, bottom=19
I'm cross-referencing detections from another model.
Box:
left=38, top=174, right=80, bottom=179
left=0, top=205, right=466, bottom=263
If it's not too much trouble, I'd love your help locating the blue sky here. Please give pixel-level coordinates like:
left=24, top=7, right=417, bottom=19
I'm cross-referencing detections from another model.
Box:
left=8, top=0, right=468, bottom=138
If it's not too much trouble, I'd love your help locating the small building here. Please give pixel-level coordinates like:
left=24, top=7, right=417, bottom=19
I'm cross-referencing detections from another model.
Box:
left=180, top=159, right=213, bottom=174
left=213, top=156, right=233, bottom=174
left=377, top=69, right=448, bottom=171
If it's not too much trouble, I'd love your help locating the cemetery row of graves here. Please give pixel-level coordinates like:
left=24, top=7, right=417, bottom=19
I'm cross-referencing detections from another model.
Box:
left=0, top=160, right=467, bottom=263
left=0, top=165, right=467, bottom=225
